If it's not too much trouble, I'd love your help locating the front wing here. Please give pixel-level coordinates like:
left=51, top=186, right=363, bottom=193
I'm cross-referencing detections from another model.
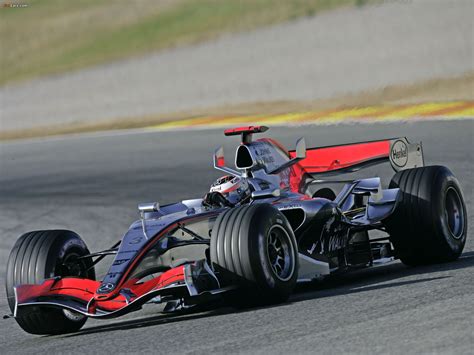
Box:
left=13, top=262, right=229, bottom=319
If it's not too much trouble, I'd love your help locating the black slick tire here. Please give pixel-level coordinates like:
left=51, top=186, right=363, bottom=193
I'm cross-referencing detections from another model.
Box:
left=211, top=204, right=298, bottom=306
left=5, top=230, right=95, bottom=335
left=385, top=166, right=467, bottom=266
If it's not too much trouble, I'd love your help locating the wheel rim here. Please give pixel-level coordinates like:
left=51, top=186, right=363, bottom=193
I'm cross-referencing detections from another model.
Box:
left=445, top=187, right=465, bottom=240
left=56, top=251, right=88, bottom=321
left=266, top=225, right=295, bottom=282
left=56, top=252, right=86, bottom=278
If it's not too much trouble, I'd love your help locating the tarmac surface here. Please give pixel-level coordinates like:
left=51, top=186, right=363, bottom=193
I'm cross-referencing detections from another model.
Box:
left=0, top=121, right=472, bottom=354
left=1, top=0, right=473, bottom=131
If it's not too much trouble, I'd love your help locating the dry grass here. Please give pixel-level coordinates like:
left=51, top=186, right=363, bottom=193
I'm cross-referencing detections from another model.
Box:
left=0, top=0, right=374, bottom=85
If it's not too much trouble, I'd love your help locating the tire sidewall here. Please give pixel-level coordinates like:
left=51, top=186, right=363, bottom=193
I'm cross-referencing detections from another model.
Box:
left=432, top=170, right=467, bottom=255
left=386, top=166, right=468, bottom=265
left=248, top=205, right=298, bottom=295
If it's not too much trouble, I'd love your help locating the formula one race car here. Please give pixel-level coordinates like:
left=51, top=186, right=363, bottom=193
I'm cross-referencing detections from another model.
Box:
left=5, top=126, right=467, bottom=335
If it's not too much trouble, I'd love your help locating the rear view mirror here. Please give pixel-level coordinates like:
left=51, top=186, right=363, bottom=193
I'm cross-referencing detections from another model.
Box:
left=295, top=137, right=306, bottom=159
left=214, top=146, right=225, bottom=168
left=213, top=146, right=240, bottom=177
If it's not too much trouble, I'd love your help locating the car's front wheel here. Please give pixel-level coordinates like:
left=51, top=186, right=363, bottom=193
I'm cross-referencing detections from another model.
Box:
left=5, top=230, right=95, bottom=335
left=210, top=204, right=298, bottom=306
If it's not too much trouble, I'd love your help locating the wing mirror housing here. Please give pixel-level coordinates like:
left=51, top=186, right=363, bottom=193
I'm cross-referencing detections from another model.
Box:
left=213, top=146, right=240, bottom=177
left=295, top=137, right=306, bottom=159
left=214, top=146, right=226, bottom=168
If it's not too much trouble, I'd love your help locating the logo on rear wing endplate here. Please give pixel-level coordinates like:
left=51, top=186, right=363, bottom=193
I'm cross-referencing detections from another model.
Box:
left=389, top=138, right=424, bottom=171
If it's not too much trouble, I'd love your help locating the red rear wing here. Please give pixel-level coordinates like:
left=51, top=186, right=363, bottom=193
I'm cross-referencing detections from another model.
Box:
left=287, top=137, right=424, bottom=192
left=289, top=140, right=390, bottom=174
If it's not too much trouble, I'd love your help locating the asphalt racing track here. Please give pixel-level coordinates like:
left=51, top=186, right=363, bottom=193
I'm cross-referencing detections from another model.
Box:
left=0, top=121, right=473, bottom=353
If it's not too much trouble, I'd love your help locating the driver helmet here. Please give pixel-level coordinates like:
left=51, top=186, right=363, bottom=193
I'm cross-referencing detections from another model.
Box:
left=210, top=175, right=251, bottom=205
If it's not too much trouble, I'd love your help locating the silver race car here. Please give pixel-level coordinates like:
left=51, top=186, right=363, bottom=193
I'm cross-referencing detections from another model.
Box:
left=5, top=126, right=467, bottom=335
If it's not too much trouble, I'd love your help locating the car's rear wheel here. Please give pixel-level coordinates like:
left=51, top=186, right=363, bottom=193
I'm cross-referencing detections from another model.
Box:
left=5, top=230, right=95, bottom=335
left=384, top=166, right=467, bottom=266
left=210, top=204, right=298, bottom=306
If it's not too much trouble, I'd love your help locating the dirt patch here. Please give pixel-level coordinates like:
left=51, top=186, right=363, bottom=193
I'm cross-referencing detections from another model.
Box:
left=1, top=73, right=472, bottom=141
left=198, top=73, right=474, bottom=116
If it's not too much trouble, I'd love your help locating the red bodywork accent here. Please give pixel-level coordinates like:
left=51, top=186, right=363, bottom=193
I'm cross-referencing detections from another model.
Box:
left=290, top=140, right=390, bottom=172
left=15, top=266, right=185, bottom=313
left=224, top=126, right=268, bottom=136
left=14, top=212, right=220, bottom=314
left=289, top=140, right=391, bottom=192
